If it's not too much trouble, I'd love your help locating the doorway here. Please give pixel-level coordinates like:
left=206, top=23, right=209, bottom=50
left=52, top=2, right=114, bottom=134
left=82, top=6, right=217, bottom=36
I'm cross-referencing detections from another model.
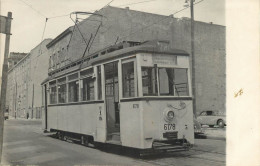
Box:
left=104, top=61, right=120, bottom=141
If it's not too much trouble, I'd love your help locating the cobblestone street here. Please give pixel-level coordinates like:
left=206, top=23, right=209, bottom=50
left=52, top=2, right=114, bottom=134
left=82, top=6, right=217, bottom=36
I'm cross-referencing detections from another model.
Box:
left=1, top=119, right=225, bottom=166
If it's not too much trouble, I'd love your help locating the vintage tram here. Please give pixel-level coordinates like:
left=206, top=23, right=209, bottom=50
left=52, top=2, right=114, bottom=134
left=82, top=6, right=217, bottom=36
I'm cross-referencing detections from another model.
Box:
left=41, top=40, right=194, bottom=152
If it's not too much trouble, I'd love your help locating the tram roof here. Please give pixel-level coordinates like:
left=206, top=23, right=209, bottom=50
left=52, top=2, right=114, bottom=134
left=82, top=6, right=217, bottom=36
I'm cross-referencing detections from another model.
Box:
left=41, top=40, right=189, bottom=85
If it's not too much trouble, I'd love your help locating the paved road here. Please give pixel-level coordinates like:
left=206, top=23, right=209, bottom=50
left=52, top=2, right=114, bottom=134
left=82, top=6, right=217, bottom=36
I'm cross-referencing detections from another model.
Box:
left=1, top=119, right=225, bottom=166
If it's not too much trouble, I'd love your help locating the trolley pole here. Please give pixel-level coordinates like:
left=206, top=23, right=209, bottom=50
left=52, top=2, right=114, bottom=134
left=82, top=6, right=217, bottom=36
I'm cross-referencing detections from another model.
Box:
left=0, top=12, right=12, bottom=163
left=189, top=0, right=196, bottom=117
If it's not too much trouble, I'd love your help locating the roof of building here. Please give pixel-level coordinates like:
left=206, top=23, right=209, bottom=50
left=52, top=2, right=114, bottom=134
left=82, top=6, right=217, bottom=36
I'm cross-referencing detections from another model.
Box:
left=8, top=39, right=52, bottom=73
left=46, top=26, right=74, bottom=48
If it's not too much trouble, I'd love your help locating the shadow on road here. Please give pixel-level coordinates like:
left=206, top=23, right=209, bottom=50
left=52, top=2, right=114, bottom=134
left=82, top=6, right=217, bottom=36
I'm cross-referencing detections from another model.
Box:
left=47, top=133, right=200, bottom=160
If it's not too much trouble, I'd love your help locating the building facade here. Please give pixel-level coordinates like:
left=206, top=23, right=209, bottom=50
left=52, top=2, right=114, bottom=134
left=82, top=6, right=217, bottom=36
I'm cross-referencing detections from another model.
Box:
left=8, top=52, right=27, bottom=69
left=48, top=6, right=226, bottom=115
left=6, top=39, right=52, bottom=118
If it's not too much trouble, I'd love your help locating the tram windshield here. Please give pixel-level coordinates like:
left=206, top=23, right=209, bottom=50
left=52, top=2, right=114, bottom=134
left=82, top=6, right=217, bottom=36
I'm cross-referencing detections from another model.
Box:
left=141, top=67, right=189, bottom=97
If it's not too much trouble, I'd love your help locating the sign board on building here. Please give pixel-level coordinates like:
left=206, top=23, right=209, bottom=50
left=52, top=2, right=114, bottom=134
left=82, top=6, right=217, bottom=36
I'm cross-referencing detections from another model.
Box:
left=0, top=15, right=11, bottom=34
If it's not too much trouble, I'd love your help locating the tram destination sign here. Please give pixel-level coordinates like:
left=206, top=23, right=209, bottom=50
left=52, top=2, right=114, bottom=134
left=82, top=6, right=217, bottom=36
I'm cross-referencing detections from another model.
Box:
left=152, top=54, right=177, bottom=66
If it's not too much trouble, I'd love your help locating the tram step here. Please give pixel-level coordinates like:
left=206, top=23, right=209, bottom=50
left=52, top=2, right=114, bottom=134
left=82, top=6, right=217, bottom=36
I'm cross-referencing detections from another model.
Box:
left=106, top=139, right=122, bottom=145
left=153, top=142, right=187, bottom=151
left=107, top=132, right=121, bottom=141
left=153, top=144, right=187, bottom=151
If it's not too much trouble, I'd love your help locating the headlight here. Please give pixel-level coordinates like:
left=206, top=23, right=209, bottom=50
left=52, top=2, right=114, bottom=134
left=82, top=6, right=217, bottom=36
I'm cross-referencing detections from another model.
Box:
left=167, top=111, right=174, bottom=120
left=163, top=107, right=176, bottom=122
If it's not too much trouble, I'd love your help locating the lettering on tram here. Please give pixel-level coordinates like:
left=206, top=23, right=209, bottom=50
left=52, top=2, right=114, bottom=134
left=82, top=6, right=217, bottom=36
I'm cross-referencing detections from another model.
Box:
left=41, top=40, right=194, bottom=154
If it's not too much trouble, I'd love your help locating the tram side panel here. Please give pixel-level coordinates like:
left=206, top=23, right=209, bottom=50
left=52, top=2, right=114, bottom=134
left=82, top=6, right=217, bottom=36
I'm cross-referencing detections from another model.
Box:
left=120, top=101, right=143, bottom=148
left=47, top=103, right=106, bottom=142
left=47, top=106, right=58, bottom=131
left=120, top=100, right=194, bottom=149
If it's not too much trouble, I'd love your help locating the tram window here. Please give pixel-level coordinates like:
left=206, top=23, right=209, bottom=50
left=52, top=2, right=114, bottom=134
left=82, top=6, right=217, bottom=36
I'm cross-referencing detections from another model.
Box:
left=174, top=68, right=189, bottom=96
left=158, top=68, right=189, bottom=96
left=141, top=67, right=158, bottom=96
left=58, top=77, right=66, bottom=84
left=97, top=66, right=102, bottom=100
left=122, top=62, right=135, bottom=97
left=68, top=73, right=78, bottom=81
left=49, top=81, right=57, bottom=104
left=82, top=77, right=95, bottom=101
left=159, top=68, right=174, bottom=96
left=80, top=68, right=93, bottom=77
left=58, top=84, right=66, bottom=103
left=68, top=81, right=79, bottom=102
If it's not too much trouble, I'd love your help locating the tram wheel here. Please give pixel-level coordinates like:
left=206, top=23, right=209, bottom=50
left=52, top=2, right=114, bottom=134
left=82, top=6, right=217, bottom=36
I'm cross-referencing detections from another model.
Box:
left=58, top=132, right=64, bottom=140
left=81, top=136, right=89, bottom=146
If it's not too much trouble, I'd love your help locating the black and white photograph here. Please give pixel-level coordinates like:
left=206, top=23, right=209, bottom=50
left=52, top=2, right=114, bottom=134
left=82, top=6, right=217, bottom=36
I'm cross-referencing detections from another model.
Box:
left=0, top=0, right=259, bottom=166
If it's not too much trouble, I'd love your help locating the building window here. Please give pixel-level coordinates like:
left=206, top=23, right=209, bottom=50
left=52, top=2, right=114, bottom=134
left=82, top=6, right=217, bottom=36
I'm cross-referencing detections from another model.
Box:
left=97, top=66, right=102, bottom=100
left=68, top=73, right=79, bottom=102
left=122, top=61, right=135, bottom=98
left=142, top=67, right=158, bottom=96
left=49, top=80, right=57, bottom=104
left=58, top=77, right=66, bottom=103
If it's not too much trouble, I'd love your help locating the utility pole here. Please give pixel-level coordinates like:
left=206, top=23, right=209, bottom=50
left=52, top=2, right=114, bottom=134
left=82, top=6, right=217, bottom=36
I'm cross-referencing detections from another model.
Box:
left=190, top=0, right=197, bottom=117
left=0, top=12, right=12, bottom=163
left=32, top=84, right=34, bottom=119
left=185, top=0, right=196, bottom=116
left=190, top=0, right=196, bottom=117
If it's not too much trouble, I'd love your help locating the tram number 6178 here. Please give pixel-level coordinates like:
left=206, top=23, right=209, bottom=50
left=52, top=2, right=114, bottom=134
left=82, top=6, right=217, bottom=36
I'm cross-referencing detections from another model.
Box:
left=164, top=124, right=175, bottom=130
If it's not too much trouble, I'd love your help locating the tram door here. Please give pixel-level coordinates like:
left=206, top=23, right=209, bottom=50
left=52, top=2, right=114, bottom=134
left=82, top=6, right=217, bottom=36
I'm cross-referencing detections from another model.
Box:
left=104, top=62, right=120, bottom=140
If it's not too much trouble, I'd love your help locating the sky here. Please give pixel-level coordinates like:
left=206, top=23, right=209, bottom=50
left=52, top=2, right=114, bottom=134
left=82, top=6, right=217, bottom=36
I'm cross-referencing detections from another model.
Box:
left=0, top=0, right=225, bottom=75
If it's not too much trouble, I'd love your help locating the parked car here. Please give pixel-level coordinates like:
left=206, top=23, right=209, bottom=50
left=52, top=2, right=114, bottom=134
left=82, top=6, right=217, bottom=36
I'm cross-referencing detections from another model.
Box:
left=194, top=117, right=205, bottom=138
left=197, top=110, right=226, bottom=128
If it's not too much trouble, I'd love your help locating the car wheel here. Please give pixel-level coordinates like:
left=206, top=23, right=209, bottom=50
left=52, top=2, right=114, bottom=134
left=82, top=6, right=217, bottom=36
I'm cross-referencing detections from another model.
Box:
left=217, top=119, right=224, bottom=128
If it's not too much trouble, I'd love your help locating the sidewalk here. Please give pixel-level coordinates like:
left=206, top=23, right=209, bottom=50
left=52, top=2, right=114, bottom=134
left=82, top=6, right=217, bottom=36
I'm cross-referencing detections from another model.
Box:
left=8, top=116, right=42, bottom=122
left=202, top=126, right=226, bottom=141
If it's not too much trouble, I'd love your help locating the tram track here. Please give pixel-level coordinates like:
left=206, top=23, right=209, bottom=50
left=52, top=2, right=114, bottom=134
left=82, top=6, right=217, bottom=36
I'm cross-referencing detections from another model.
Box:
left=191, top=148, right=226, bottom=155
left=138, top=146, right=225, bottom=166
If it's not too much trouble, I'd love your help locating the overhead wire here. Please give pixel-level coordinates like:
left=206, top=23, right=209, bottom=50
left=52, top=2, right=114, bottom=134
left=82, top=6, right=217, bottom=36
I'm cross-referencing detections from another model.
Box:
left=174, top=0, right=205, bottom=15
left=17, top=0, right=47, bottom=18
left=116, top=0, right=158, bottom=7
left=48, top=14, right=70, bottom=19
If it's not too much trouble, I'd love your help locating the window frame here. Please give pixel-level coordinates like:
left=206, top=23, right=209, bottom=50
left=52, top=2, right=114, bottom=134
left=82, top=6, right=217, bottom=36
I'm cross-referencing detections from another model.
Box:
left=67, top=72, right=79, bottom=103
left=80, top=67, right=95, bottom=101
left=140, top=65, right=190, bottom=97
left=49, top=80, right=57, bottom=104
left=121, top=58, right=138, bottom=98
left=157, top=67, right=189, bottom=97
left=57, top=77, right=67, bottom=103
